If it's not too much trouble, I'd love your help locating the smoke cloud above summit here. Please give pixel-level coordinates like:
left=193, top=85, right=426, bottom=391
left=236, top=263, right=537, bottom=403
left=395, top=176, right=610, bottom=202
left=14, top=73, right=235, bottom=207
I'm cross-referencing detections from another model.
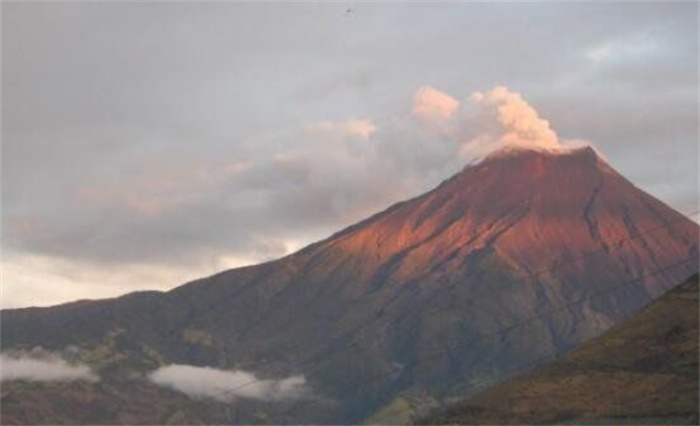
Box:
left=408, top=85, right=578, bottom=161
left=460, top=86, right=562, bottom=153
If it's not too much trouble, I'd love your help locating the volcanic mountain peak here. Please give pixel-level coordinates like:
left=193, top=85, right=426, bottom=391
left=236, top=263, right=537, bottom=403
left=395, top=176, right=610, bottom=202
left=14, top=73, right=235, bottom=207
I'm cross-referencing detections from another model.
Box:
left=472, top=144, right=608, bottom=176
left=1, top=142, right=697, bottom=425
left=481, top=143, right=594, bottom=161
left=297, top=143, right=695, bottom=296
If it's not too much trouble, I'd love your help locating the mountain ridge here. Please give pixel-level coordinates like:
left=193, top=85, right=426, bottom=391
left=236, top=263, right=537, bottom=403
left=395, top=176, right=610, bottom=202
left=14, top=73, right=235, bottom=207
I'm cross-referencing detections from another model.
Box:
left=2, top=146, right=698, bottom=424
left=420, top=273, right=699, bottom=425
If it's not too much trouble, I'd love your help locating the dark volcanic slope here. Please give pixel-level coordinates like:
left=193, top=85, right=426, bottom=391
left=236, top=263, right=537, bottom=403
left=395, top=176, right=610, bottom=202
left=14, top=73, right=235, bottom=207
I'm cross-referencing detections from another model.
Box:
left=423, top=274, right=699, bottom=426
left=2, top=147, right=698, bottom=424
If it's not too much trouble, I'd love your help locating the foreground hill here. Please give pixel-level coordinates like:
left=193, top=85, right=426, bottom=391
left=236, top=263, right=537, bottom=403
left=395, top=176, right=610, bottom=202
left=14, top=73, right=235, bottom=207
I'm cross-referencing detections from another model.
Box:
left=423, top=273, right=699, bottom=425
left=2, top=147, right=698, bottom=424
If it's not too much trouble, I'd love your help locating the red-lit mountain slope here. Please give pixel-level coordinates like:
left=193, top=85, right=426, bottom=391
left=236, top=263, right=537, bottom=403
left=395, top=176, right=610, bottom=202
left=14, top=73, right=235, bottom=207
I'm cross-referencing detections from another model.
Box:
left=2, top=146, right=698, bottom=424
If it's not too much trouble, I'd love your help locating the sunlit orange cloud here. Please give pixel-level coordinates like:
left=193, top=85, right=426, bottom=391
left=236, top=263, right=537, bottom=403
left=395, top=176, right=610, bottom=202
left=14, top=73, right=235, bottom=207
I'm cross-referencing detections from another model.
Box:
left=411, top=85, right=460, bottom=126
left=344, top=119, right=377, bottom=139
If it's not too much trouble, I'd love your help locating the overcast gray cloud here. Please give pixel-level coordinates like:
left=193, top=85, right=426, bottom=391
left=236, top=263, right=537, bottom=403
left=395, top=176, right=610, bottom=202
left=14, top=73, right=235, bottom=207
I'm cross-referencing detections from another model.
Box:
left=2, top=2, right=697, bottom=308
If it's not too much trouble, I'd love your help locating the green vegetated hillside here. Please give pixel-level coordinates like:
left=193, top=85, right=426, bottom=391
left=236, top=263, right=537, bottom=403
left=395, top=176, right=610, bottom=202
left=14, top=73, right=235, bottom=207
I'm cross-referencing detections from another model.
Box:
left=422, top=273, right=699, bottom=425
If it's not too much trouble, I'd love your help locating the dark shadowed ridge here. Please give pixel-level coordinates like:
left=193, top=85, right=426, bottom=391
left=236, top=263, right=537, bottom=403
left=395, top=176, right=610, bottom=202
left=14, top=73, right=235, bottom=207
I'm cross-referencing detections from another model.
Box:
left=2, top=146, right=698, bottom=424
left=421, top=273, right=699, bottom=425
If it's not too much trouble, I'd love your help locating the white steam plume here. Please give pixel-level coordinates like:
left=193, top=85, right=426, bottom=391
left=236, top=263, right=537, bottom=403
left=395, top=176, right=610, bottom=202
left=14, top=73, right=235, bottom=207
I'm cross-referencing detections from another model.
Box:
left=407, top=85, right=590, bottom=163
left=452, top=86, right=571, bottom=160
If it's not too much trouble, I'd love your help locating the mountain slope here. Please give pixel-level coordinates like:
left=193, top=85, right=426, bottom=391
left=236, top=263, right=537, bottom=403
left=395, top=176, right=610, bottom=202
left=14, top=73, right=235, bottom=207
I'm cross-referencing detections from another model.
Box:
left=422, top=273, right=699, bottom=425
left=2, top=147, right=698, bottom=424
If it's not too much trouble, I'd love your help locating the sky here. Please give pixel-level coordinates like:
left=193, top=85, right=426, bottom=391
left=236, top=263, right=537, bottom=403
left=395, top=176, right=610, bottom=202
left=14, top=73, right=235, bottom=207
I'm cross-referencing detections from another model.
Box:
left=2, top=2, right=698, bottom=308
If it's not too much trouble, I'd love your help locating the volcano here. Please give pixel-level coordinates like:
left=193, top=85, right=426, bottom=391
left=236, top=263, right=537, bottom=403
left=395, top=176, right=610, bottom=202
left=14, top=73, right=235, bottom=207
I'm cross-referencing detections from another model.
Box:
left=2, top=146, right=698, bottom=424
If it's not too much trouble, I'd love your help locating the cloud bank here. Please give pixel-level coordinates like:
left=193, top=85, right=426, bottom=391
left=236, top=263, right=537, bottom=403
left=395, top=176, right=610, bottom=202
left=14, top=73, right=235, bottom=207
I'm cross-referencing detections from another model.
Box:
left=2, top=85, right=592, bottom=308
left=148, top=364, right=307, bottom=402
left=4, top=3, right=696, bottom=308
left=0, top=351, right=97, bottom=382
